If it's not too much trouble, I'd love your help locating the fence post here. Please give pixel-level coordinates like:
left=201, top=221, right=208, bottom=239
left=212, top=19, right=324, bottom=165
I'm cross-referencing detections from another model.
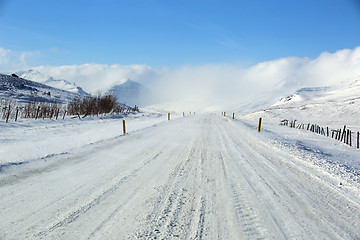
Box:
left=15, top=108, right=19, bottom=122
left=258, top=117, right=262, bottom=133
left=35, top=106, right=40, bottom=120
left=341, top=125, right=346, bottom=142
left=327, top=127, right=329, bottom=137
left=232, top=113, right=234, bottom=120
left=357, top=132, right=359, bottom=149
left=183, top=112, right=184, bottom=117
left=123, top=119, right=126, bottom=134
left=349, top=131, right=352, bottom=146
left=168, top=113, right=170, bottom=120
left=224, top=112, right=226, bottom=117
left=5, top=104, right=10, bottom=123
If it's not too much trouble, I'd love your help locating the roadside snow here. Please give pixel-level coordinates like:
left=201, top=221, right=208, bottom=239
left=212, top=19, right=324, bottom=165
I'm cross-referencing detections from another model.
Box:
left=0, top=109, right=180, bottom=167
left=235, top=116, right=360, bottom=191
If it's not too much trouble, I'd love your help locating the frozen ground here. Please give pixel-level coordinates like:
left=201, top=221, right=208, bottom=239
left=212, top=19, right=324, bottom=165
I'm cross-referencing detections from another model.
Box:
left=1, top=113, right=360, bottom=239
left=0, top=110, right=176, bottom=166
left=241, top=78, right=360, bottom=129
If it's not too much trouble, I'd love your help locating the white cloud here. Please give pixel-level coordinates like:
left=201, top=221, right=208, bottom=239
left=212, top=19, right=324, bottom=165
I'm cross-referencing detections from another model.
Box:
left=3, top=46, right=360, bottom=111
left=0, top=47, right=11, bottom=65
left=0, top=47, right=40, bottom=72
left=20, top=51, right=40, bottom=67
left=150, top=47, right=360, bottom=110
left=33, top=64, right=160, bottom=94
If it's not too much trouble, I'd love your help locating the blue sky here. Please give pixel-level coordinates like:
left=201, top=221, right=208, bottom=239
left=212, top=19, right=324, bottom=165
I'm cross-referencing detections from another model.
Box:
left=0, top=0, right=360, bottom=68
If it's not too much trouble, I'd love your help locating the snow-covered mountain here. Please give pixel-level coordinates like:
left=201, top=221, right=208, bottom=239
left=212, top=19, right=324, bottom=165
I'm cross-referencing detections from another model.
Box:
left=0, top=73, right=83, bottom=104
left=15, top=70, right=88, bottom=95
left=107, top=79, right=150, bottom=107
left=241, top=78, right=360, bottom=128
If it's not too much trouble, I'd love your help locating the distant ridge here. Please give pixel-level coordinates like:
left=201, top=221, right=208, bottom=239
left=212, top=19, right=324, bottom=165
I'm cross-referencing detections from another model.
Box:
left=107, top=79, right=150, bottom=107
left=16, top=69, right=88, bottom=95
left=0, top=73, right=84, bottom=104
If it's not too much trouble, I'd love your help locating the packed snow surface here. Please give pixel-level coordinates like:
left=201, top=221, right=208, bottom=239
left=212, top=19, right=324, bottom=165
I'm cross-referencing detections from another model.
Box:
left=1, top=112, right=360, bottom=239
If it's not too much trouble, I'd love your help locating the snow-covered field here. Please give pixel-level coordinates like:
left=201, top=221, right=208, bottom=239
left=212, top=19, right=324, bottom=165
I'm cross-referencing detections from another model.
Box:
left=0, top=110, right=178, bottom=167
left=1, top=112, right=359, bottom=239
left=241, top=78, right=360, bottom=128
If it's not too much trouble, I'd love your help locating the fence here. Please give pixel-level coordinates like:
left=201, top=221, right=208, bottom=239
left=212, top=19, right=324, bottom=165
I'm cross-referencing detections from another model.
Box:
left=1, top=101, right=137, bottom=123
left=281, top=119, right=360, bottom=149
left=1, top=101, right=66, bottom=122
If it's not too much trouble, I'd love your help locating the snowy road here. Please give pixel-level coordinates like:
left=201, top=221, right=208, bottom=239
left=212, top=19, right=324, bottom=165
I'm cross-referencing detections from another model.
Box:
left=1, top=114, right=360, bottom=239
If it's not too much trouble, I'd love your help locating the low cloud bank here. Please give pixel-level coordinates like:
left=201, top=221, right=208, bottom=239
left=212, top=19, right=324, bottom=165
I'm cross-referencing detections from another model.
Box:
left=2, top=46, right=360, bottom=110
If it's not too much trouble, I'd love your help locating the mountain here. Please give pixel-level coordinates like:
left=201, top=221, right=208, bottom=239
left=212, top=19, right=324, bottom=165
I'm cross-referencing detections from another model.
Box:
left=107, top=79, right=150, bottom=107
left=0, top=73, right=83, bottom=104
left=241, top=78, right=360, bottom=128
left=15, top=70, right=88, bottom=95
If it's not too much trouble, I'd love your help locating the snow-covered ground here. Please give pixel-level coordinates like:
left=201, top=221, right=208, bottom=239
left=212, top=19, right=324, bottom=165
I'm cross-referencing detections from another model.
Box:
left=1, top=113, right=359, bottom=239
left=0, top=109, right=179, bottom=167
left=241, top=78, right=360, bottom=128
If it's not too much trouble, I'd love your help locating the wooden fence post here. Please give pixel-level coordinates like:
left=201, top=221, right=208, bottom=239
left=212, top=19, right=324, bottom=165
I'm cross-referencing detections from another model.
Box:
left=183, top=112, right=184, bottom=117
left=5, top=104, right=10, bottom=123
left=357, top=132, right=359, bottom=149
left=15, top=108, right=19, bottom=122
left=35, top=106, right=40, bottom=120
left=232, top=113, right=234, bottom=120
left=224, top=112, right=226, bottom=117
left=349, top=131, right=352, bottom=146
left=123, top=119, right=126, bottom=134
left=56, top=109, right=59, bottom=120
left=258, top=117, right=262, bottom=133
left=168, top=113, right=170, bottom=120
left=340, top=125, right=346, bottom=142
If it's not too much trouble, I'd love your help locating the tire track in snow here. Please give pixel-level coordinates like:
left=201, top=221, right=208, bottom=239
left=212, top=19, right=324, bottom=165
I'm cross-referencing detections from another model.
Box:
left=4, top=114, right=360, bottom=239
left=134, top=142, right=200, bottom=239
left=215, top=121, right=270, bottom=239
left=134, top=117, right=214, bottom=239
left=32, top=149, right=165, bottom=239
left=223, top=117, right=360, bottom=239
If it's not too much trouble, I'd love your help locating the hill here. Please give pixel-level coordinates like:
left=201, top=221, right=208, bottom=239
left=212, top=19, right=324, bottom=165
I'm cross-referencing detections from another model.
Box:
left=107, top=79, right=150, bottom=107
left=241, top=78, right=360, bottom=128
left=16, top=69, right=88, bottom=95
left=0, top=73, right=84, bottom=104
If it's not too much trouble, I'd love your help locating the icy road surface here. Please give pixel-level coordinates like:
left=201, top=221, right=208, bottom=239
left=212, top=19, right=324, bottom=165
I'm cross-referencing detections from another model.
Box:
left=1, top=114, right=360, bottom=239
